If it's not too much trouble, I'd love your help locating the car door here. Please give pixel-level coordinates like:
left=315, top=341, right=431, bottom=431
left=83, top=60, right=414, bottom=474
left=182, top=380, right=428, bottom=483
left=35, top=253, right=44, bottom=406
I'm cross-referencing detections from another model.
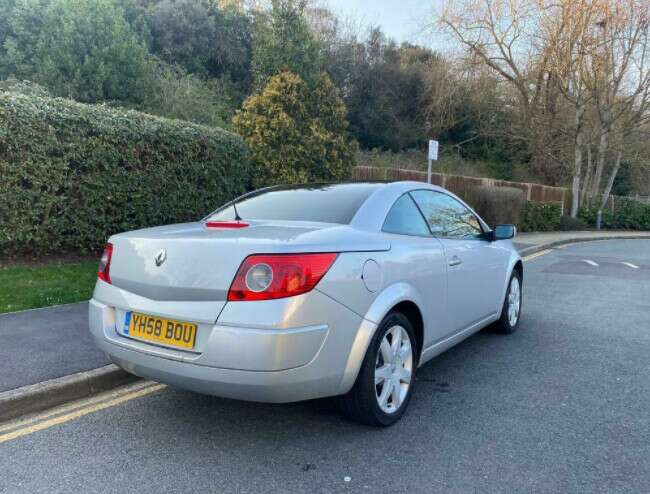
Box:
left=381, top=193, right=449, bottom=348
left=410, top=190, right=505, bottom=336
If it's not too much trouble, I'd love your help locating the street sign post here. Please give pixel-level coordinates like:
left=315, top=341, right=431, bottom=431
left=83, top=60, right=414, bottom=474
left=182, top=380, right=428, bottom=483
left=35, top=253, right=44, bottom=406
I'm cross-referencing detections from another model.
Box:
left=427, top=140, right=438, bottom=183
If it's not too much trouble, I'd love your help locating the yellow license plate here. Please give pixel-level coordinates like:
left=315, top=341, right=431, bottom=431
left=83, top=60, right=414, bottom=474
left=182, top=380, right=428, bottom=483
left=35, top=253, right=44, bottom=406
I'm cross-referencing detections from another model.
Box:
left=124, top=312, right=197, bottom=350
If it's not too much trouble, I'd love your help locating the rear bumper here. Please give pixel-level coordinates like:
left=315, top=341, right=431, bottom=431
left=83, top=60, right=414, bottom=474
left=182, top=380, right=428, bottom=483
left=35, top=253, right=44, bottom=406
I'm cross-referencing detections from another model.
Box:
left=88, top=289, right=376, bottom=403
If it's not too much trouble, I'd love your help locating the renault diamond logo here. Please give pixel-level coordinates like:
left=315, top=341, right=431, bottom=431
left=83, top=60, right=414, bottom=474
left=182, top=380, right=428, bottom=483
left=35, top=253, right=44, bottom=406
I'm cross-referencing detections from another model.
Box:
left=154, top=248, right=167, bottom=267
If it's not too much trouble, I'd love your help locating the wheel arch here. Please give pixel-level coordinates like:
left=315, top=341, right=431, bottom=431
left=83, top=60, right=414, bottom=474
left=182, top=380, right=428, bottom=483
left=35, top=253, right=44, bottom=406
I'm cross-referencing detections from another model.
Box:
left=513, top=259, right=523, bottom=283
left=338, top=282, right=427, bottom=395
left=499, top=255, right=524, bottom=309
left=390, top=300, right=424, bottom=365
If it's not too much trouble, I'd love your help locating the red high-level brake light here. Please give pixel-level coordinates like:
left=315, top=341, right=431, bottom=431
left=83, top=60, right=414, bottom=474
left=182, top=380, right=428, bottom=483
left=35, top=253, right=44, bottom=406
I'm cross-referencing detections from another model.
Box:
left=205, top=221, right=250, bottom=229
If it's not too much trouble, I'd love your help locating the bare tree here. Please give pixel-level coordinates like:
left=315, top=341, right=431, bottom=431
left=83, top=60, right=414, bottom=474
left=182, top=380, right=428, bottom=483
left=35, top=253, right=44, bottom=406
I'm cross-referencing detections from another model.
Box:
left=439, top=0, right=545, bottom=122
left=586, top=0, right=650, bottom=213
left=539, top=0, right=600, bottom=216
left=438, top=0, right=570, bottom=184
left=438, top=0, right=650, bottom=219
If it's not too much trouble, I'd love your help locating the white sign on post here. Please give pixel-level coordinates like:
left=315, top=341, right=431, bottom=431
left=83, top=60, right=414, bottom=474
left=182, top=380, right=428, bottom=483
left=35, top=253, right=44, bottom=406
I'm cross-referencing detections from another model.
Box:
left=427, top=140, right=439, bottom=183
left=428, top=140, right=439, bottom=161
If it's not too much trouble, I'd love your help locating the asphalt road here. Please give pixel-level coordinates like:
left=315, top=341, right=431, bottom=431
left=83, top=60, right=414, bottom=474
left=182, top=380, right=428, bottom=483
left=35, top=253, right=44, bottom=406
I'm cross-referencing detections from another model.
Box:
left=1, top=240, right=649, bottom=493
left=0, top=302, right=108, bottom=392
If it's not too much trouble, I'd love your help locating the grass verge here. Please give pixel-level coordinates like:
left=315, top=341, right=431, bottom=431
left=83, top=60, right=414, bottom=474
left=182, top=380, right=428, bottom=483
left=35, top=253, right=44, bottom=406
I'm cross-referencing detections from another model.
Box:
left=0, top=261, right=97, bottom=313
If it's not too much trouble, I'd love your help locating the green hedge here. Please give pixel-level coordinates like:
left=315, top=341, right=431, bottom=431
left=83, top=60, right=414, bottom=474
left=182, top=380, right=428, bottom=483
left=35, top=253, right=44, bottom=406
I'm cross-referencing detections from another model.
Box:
left=0, top=92, right=250, bottom=255
left=519, top=201, right=562, bottom=232
left=579, top=199, right=650, bottom=230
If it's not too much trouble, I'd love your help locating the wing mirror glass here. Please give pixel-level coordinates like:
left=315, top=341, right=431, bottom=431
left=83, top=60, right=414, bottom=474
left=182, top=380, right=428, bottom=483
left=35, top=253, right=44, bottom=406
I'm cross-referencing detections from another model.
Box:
left=490, top=224, right=516, bottom=241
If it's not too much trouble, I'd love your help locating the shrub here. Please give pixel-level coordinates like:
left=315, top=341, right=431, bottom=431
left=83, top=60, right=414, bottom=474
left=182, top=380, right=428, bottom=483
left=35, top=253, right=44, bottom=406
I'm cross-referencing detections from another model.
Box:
left=578, top=207, right=613, bottom=228
left=232, top=70, right=356, bottom=187
left=464, top=186, right=526, bottom=228
left=0, top=92, right=250, bottom=255
left=0, top=76, right=50, bottom=97
left=139, top=63, right=239, bottom=129
left=519, top=201, right=562, bottom=232
left=611, top=199, right=650, bottom=230
left=559, top=215, right=589, bottom=231
left=579, top=199, right=650, bottom=230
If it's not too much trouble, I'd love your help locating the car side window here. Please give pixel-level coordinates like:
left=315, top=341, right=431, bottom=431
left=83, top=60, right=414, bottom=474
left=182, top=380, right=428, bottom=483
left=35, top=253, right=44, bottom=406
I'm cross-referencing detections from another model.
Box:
left=410, top=190, right=483, bottom=239
left=382, top=193, right=431, bottom=236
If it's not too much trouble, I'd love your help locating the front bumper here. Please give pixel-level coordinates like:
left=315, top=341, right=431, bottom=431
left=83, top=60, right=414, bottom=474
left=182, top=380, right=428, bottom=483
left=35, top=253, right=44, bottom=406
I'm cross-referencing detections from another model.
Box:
left=89, top=284, right=376, bottom=403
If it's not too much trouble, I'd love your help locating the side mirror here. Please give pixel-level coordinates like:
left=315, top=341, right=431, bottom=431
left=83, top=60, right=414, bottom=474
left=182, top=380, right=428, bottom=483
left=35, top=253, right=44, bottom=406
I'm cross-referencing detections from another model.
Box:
left=488, top=224, right=516, bottom=241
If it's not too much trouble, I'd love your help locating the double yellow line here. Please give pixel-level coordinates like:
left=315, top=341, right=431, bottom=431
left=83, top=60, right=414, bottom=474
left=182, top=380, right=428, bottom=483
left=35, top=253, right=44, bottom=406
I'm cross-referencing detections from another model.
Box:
left=523, top=249, right=553, bottom=262
left=0, top=382, right=166, bottom=444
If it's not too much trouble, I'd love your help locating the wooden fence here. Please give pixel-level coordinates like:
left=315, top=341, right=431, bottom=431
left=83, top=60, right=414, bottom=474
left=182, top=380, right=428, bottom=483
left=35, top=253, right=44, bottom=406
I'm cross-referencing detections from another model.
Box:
left=352, top=166, right=569, bottom=211
left=351, top=166, right=646, bottom=214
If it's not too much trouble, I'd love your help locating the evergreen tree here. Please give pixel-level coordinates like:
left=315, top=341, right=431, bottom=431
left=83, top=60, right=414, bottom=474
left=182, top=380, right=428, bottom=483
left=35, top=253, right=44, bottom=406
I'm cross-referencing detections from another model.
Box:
left=233, top=70, right=356, bottom=187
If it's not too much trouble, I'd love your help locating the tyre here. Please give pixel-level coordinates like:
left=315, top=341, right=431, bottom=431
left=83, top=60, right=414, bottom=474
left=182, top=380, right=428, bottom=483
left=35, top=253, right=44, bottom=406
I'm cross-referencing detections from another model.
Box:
left=493, top=270, right=522, bottom=334
left=340, top=311, right=417, bottom=427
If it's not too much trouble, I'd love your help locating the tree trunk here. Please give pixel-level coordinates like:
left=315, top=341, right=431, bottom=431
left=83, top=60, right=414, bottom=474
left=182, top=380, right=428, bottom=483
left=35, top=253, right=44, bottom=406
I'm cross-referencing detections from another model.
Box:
left=581, top=145, right=593, bottom=207
left=599, top=146, right=623, bottom=212
left=570, top=104, right=585, bottom=218
left=570, top=152, right=582, bottom=217
left=590, top=128, right=609, bottom=201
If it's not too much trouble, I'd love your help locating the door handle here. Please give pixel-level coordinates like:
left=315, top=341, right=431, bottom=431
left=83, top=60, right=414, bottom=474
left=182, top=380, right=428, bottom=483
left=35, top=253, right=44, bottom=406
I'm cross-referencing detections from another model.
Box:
left=448, top=256, right=462, bottom=267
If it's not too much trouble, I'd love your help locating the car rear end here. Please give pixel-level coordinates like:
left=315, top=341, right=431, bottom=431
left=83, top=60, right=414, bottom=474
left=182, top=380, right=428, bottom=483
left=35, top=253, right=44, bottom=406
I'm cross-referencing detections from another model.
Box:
left=88, top=184, right=386, bottom=402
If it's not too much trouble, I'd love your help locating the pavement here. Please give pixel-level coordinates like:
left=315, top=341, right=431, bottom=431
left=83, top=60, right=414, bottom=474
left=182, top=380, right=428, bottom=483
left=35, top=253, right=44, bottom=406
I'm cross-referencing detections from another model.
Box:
left=514, top=230, right=650, bottom=254
left=1, top=239, right=648, bottom=493
left=0, top=302, right=108, bottom=392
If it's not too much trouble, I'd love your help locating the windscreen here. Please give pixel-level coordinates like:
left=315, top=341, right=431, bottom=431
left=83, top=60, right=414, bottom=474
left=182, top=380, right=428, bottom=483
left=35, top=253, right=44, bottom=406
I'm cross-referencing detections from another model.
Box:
left=207, top=183, right=383, bottom=224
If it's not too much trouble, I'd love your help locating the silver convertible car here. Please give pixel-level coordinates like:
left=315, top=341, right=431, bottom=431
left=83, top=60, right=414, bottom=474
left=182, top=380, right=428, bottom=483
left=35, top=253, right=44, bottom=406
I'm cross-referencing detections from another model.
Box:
left=89, top=181, right=522, bottom=426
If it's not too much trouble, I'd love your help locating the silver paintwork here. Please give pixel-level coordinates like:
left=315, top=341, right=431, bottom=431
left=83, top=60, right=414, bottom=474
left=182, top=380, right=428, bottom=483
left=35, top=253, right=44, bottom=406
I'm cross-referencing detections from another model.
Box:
left=89, top=181, right=522, bottom=403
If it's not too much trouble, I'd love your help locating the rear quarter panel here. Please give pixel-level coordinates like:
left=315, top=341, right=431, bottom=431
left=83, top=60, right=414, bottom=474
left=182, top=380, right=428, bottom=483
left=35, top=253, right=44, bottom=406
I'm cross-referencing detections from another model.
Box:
left=317, top=234, right=448, bottom=352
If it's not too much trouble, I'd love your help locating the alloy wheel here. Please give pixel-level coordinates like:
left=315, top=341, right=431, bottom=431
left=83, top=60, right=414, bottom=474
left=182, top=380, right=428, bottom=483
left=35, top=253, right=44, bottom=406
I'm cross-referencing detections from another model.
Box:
left=374, top=325, right=413, bottom=414
left=508, top=276, right=521, bottom=326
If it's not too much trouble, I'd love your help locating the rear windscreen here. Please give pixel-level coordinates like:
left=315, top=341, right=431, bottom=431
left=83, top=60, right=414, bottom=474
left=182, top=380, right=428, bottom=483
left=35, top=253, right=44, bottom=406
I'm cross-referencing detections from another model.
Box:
left=207, top=183, right=383, bottom=224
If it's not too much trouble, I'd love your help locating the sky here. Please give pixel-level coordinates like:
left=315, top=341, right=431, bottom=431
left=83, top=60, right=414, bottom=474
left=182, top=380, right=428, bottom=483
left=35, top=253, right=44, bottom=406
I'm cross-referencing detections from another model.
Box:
left=325, top=0, right=438, bottom=46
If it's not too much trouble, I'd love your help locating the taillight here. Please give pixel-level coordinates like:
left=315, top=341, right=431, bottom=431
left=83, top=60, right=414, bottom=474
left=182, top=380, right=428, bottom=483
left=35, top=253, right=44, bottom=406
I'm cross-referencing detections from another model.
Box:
left=228, top=253, right=338, bottom=301
left=98, top=243, right=113, bottom=284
